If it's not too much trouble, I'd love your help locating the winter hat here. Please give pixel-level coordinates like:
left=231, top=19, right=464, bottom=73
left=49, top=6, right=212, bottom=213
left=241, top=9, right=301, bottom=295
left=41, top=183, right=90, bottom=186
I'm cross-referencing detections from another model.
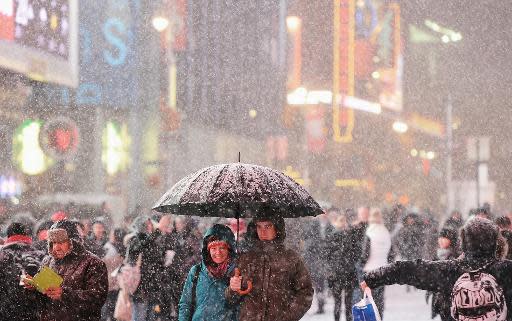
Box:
left=48, top=228, right=69, bottom=243
left=6, top=222, right=31, bottom=237
left=51, top=211, right=68, bottom=222
left=48, top=220, right=81, bottom=243
left=130, top=215, right=154, bottom=234
left=461, top=217, right=498, bottom=256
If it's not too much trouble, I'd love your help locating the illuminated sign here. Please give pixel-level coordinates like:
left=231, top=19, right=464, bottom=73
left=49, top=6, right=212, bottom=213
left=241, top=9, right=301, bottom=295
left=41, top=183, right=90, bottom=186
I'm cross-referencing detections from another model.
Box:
left=0, top=175, right=22, bottom=198
left=0, top=0, right=78, bottom=87
left=353, top=1, right=402, bottom=112
left=287, top=88, right=381, bottom=114
left=102, top=121, right=131, bottom=176
left=40, top=117, right=80, bottom=160
left=409, top=113, right=445, bottom=138
left=13, top=120, right=54, bottom=175
left=33, top=0, right=139, bottom=108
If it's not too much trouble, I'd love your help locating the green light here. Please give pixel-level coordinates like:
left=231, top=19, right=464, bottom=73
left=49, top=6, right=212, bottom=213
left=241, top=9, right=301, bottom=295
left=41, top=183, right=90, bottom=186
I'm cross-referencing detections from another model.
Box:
left=13, top=120, right=54, bottom=175
left=102, top=121, right=131, bottom=175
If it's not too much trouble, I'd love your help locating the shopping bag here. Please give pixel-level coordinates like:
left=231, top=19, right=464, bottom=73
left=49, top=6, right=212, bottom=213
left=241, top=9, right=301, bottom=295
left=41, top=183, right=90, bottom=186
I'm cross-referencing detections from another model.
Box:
left=352, top=288, right=382, bottom=321
left=117, top=254, right=142, bottom=295
left=114, top=288, right=132, bottom=321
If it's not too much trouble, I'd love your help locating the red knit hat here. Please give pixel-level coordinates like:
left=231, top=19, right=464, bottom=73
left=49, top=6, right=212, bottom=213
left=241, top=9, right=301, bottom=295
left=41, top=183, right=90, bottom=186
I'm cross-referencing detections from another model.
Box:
left=51, top=211, right=68, bottom=222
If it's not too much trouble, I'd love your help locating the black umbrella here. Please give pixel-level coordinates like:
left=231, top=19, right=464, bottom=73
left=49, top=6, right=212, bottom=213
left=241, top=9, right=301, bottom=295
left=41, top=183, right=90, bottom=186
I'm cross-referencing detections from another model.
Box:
left=152, top=162, right=322, bottom=296
left=152, top=163, right=323, bottom=219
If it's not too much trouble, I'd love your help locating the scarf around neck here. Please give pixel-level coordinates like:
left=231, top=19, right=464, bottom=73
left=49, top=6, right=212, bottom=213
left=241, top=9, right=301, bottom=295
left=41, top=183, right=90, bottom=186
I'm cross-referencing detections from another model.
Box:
left=207, top=259, right=230, bottom=279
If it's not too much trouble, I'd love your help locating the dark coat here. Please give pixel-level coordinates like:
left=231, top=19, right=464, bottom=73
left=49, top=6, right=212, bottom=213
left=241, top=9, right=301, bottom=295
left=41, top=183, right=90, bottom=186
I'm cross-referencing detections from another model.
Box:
left=396, top=221, right=425, bottom=260
left=350, top=221, right=368, bottom=262
left=428, top=246, right=458, bottom=321
left=0, top=240, right=45, bottom=321
left=126, top=231, right=163, bottom=303
left=501, top=230, right=512, bottom=260
left=39, top=241, right=108, bottom=321
left=303, top=219, right=333, bottom=281
left=363, top=254, right=512, bottom=321
left=324, top=228, right=358, bottom=289
left=226, top=217, right=313, bottom=321
left=170, top=230, right=202, bottom=302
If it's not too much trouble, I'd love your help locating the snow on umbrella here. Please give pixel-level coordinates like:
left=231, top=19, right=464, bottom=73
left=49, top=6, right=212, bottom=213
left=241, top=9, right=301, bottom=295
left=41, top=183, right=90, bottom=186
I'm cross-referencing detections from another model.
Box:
left=152, top=163, right=323, bottom=219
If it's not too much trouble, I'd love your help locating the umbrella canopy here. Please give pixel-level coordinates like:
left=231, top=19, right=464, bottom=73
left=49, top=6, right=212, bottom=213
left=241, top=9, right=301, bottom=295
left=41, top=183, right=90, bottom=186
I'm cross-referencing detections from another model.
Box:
left=152, top=163, right=323, bottom=218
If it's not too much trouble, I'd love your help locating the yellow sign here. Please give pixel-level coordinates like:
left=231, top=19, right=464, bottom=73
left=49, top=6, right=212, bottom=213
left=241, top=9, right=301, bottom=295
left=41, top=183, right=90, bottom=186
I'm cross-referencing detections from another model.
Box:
left=409, top=113, right=445, bottom=137
left=335, top=179, right=368, bottom=188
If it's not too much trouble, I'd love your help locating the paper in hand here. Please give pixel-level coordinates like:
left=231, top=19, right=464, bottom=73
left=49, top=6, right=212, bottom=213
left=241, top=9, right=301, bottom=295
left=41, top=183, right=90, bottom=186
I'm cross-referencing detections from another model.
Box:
left=26, top=266, right=63, bottom=293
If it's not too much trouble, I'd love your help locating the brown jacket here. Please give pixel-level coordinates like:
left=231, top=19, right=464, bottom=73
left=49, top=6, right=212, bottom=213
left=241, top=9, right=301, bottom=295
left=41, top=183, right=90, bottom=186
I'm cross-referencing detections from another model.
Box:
left=39, top=241, right=108, bottom=321
left=227, top=218, right=313, bottom=321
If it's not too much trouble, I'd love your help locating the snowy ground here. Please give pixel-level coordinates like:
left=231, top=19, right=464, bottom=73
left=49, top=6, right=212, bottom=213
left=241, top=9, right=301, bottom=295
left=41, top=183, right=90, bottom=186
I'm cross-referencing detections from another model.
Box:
left=301, top=284, right=441, bottom=321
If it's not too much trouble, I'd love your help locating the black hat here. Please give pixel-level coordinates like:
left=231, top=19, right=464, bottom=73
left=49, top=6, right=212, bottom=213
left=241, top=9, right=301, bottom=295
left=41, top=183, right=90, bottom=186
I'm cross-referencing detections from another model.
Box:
left=6, top=222, right=31, bottom=237
left=461, top=217, right=498, bottom=255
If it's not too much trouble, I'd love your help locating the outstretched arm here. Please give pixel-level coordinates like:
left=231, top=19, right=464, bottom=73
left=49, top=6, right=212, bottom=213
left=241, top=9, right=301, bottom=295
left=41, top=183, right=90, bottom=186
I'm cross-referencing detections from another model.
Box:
left=363, top=259, right=455, bottom=293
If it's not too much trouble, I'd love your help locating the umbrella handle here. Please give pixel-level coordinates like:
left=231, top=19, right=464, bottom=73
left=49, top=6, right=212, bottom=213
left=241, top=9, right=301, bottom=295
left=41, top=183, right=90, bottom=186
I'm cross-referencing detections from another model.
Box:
left=234, top=268, right=253, bottom=295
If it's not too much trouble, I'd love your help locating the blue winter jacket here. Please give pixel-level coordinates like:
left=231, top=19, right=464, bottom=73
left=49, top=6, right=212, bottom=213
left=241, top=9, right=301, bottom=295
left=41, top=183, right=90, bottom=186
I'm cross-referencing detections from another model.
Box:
left=178, top=224, right=238, bottom=321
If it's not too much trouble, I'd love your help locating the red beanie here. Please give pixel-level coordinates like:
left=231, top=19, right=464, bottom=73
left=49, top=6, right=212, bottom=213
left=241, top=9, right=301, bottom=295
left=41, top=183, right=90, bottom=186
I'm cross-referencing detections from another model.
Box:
left=51, top=211, right=68, bottom=222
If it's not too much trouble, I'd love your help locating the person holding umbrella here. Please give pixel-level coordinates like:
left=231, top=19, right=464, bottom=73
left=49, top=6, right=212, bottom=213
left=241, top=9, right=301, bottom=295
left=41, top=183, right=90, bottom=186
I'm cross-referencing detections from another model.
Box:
left=153, top=163, right=322, bottom=321
left=178, top=224, right=239, bottom=321
left=227, top=216, right=314, bottom=321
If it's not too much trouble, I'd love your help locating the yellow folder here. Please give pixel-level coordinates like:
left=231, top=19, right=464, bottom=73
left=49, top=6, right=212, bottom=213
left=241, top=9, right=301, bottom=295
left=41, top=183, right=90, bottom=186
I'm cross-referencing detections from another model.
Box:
left=27, top=266, right=64, bottom=293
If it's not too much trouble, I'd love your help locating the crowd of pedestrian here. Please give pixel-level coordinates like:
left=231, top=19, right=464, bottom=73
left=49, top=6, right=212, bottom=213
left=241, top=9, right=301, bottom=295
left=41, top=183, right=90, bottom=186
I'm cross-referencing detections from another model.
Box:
left=0, top=201, right=511, bottom=321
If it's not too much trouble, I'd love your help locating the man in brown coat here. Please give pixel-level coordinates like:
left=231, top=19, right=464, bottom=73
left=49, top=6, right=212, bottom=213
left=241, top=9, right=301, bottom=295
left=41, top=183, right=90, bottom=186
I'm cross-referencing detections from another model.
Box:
left=26, top=220, right=108, bottom=321
left=228, top=216, right=313, bottom=321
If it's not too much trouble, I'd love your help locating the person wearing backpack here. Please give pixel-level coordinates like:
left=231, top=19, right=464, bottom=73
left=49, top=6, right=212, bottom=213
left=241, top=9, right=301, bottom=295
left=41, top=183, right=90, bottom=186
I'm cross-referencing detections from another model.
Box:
left=178, top=224, right=239, bottom=321
left=361, top=217, right=512, bottom=321
left=0, top=222, right=45, bottom=321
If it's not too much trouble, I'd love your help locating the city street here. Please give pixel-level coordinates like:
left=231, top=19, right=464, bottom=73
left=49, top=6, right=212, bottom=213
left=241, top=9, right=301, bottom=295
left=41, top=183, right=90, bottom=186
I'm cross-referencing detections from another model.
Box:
left=301, top=284, right=441, bottom=321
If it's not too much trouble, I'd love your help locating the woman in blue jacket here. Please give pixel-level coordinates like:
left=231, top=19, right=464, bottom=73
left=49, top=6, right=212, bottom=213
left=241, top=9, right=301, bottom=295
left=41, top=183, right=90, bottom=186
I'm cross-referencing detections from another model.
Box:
left=178, top=224, right=238, bottom=321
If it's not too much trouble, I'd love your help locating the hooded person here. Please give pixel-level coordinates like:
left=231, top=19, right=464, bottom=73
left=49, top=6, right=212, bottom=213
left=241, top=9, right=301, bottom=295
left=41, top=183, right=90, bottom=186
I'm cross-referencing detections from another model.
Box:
left=124, top=215, right=168, bottom=321
left=362, top=217, right=512, bottom=321
left=0, top=222, right=45, bottom=321
left=178, top=224, right=238, bottom=321
left=28, top=220, right=108, bottom=321
left=227, top=216, right=313, bottom=321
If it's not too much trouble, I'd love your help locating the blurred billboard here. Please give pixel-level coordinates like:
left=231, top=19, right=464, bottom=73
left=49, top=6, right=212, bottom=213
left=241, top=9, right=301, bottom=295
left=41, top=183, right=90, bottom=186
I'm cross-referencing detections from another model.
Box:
left=0, top=0, right=78, bottom=87
left=353, top=0, right=402, bottom=112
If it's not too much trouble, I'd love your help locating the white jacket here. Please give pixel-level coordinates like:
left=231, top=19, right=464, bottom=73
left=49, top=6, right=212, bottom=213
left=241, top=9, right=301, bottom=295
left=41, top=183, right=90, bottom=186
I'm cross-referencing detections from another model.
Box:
left=363, top=223, right=392, bottom=272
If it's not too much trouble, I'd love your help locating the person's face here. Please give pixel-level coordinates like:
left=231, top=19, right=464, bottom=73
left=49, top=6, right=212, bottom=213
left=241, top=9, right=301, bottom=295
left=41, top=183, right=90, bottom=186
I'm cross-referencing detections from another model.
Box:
left=146, top=220, right=154, bottom=233
left=358, top=207, right=369, bottom=222
left=80, top=219, right=91, bottom=235
left=92, top=223, right=105, bottom=239
left=256, top=221, right=277, bottom=241
left=334, top=215, right=348, bottom=230
left=51, top=240, right=71, bottom=259
left=327, top=210, right=340, bottom=224
left=159, top=215, right=173, bottom=234
left=209, top=243, right=229, bottom=264
left=175, top=218, right=186, bottom=233
left=438, top=237, right=451, bottom=249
